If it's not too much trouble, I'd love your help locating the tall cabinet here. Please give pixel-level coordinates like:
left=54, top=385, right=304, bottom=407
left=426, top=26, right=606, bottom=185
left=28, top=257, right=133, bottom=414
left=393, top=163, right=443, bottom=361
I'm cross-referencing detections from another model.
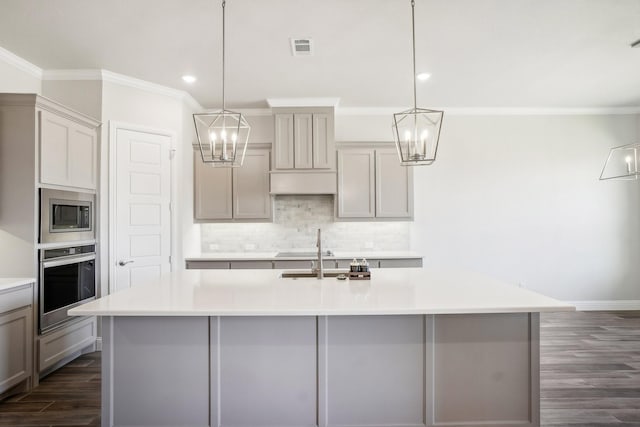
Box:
left=0, top=94, right=99, bottom=385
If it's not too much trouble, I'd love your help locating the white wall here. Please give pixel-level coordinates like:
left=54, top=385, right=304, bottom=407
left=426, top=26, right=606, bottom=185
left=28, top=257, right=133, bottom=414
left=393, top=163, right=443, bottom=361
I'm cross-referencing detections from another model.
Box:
left=405, top=114, right=639, bottom=302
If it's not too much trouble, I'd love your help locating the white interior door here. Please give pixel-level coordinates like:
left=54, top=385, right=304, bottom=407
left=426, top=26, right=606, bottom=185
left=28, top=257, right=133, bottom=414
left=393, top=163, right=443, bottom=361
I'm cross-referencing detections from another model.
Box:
left=113, top=128, right=172, bottom=292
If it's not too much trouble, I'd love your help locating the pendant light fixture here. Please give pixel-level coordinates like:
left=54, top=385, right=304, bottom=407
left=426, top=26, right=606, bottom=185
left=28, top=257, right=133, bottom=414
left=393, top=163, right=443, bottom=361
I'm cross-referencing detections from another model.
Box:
left=193, top=0, right=250, bottom=167
left=392, top=0, right=444, bottom=166
left=600, top=143, right=640, bottom=180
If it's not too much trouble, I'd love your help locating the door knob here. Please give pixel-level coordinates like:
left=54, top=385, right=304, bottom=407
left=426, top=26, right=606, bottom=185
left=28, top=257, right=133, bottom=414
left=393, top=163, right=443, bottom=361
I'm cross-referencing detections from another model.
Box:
left=118, top=260, right=134, bottom=266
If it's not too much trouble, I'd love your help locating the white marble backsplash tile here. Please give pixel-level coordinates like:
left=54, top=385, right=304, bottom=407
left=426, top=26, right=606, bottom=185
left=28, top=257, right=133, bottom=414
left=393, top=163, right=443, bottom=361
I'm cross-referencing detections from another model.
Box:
left=200, top=195, right=410, bottom=252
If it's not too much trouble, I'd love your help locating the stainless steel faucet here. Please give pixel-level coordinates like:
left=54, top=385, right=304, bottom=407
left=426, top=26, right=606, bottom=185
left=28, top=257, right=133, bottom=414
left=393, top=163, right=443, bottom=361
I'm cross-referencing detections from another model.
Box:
left=316, top=228, right=323, bottom=279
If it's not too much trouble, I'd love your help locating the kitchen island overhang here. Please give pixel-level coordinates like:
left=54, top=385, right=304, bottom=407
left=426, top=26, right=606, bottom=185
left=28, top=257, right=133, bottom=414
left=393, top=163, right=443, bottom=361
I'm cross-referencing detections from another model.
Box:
left=70, top=268, right=573, bottom=427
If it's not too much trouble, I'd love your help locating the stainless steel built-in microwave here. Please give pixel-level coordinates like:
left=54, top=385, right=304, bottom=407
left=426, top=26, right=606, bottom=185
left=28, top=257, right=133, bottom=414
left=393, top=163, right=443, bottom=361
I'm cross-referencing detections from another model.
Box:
left=40, top=189, right=95, bottom=243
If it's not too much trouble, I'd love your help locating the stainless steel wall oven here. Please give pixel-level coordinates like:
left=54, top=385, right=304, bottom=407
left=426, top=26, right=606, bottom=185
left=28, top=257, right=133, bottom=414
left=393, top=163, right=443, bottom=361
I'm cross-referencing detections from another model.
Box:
left=39, top=244, right=96, bottom=333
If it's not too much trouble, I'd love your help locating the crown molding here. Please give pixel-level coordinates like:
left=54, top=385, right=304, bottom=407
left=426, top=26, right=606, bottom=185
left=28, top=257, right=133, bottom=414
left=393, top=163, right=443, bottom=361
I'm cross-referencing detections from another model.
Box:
left=41, top=68, right=203, bottom=111
left=338, top=107, right=640, bottom=116
left=0, top=46, right=43, bottom=79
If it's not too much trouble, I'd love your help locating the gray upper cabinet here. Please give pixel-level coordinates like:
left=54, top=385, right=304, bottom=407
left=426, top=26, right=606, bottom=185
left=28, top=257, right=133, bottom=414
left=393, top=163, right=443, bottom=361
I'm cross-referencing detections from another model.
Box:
left=194, top=153, right=233, bottom=220
left=274, top=114, right=294, bottom=169
left=337, top=144, right=413, bottom=220
left=194, top=146, right=272, bottom=221
left=273, top=110, right=335, bottom=170
left=233, top=149, right=272, bottom=219
left=375, top=149, right=413, bottom=218
left=337, top=149, right=375, bottom=218
left=40, top=109, right=98, bottom=191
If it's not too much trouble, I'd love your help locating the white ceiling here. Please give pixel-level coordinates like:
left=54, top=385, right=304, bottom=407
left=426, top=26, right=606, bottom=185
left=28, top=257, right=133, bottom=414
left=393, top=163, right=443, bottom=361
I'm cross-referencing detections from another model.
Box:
left=1, top=0, right=639, bottom=109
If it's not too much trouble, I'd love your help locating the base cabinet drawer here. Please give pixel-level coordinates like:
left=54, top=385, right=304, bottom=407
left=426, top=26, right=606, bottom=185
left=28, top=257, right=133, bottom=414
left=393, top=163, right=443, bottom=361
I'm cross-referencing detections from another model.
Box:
left=379, top=258, right=422, bottom=268
left=39, top=317, right=96, bottom=372
left=230, top=261, right=274, bottom=269
left=186, top=261, right=230, bottom=270
left=0, top=306, right=33, bottom=395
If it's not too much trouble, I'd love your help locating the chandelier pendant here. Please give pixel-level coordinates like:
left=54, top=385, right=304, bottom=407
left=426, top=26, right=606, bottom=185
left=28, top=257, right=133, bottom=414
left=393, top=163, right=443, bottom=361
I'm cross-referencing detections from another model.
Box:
left=392, top=0, right=444, bottom=166
left=193, top=0, right=250, bottom=167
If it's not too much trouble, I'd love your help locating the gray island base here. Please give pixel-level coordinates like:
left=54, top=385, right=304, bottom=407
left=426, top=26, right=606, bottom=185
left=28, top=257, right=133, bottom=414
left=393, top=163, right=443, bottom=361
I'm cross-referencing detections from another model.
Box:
left=101, top=313, right=539, bottom=427
left=69, top=269, right=572, bottom=427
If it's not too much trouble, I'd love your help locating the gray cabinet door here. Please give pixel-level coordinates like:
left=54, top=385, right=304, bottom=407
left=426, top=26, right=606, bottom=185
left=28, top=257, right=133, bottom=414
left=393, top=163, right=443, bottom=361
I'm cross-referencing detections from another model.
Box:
left=337, top=149, right=375, bottom=218
left=375, top=149, right=413, bottom=218
left=294, top=114, right=313, bottom=169
left=194, top=152, right=233, bottom=220
left=274, top=114, right=294, bottom=169
left=233, top=149, right=271, bottom=219
left=0, top=306, right=32, bottom=394
left=312, top=113, right=334, bottom=169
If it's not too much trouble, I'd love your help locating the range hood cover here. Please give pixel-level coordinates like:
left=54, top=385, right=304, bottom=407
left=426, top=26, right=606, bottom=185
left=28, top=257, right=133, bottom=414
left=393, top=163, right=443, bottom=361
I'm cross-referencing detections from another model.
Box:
left=270, top=171, right=337, bottom=195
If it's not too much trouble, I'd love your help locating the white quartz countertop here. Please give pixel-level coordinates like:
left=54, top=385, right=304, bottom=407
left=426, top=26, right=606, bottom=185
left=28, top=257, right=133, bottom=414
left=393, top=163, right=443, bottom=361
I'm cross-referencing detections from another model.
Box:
left=69, top=269, right=574, bottom=317
left=0, top=278, right=35, bottom=292
left=186, top=251, right=423, bottom=261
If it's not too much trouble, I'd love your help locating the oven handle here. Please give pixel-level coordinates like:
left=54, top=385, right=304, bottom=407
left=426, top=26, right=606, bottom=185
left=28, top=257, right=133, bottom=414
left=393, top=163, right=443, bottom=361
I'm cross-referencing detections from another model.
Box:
left=42, top=253, right=96, bottom=269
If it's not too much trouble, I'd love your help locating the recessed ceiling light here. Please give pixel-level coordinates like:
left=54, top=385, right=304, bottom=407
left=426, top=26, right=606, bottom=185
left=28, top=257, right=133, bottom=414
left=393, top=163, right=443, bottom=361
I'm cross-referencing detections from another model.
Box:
left=182, top=75, right=197, bottom=84
left=416, top=72, right=431, bottom=81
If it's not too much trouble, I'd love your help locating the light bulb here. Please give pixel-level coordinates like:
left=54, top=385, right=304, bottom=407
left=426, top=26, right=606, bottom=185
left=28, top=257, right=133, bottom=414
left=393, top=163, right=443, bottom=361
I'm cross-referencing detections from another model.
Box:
left=625, top=155, right=633, bottom=174
left=404, top=130, right=412, bottom=142
left=220, top=129, right=227, bottom=140
left=232, top=133, right=237, bottom=142
left=209, top=131, right=217, bottom=141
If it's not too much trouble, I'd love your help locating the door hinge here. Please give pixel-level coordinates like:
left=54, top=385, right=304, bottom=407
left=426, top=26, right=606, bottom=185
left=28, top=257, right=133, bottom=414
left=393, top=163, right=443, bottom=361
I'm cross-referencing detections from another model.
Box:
left=169, top=148, right=176, bottom=159
left=169, top=256, right=172, bottom=264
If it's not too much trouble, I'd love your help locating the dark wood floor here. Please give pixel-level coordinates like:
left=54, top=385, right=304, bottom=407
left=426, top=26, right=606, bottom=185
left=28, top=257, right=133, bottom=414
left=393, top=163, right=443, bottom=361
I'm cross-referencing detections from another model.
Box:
left=0, top=311, right=638, bottom=426
left=540, top=311, right=640, bottom=427
left=0, top=351, right=100, bottom=427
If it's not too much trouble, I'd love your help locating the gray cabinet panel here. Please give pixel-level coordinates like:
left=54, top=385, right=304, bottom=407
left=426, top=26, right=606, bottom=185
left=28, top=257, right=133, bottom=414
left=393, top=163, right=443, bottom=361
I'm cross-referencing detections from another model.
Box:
left=313, top=113, right=333, bottom=169
left=428, top=313, right=535, bottom=425
left=217, top=316, right=317, bottom=427
left=0, top=307, right=32, bottom=394
left=111, top=316, right=209, bottom=427
left=325, top=315, right=425, bottom=426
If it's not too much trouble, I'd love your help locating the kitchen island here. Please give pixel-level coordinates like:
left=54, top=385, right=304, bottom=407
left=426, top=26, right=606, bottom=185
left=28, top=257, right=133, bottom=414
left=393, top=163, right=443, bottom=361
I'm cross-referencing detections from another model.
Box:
left=70, top=268, right=573, bottom=427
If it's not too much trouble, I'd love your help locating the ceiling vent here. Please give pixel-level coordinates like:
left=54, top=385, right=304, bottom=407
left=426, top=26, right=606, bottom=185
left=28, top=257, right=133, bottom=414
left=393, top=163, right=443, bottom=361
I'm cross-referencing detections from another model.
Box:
left=290, top=38, right=313, bottom=56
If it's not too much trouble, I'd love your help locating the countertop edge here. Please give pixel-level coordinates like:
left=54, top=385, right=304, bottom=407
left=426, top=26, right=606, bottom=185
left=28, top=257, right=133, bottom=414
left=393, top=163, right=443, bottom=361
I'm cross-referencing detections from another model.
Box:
left=0, top=277, right=36, bottom=292
left=69, top=305, right=576, bottom=317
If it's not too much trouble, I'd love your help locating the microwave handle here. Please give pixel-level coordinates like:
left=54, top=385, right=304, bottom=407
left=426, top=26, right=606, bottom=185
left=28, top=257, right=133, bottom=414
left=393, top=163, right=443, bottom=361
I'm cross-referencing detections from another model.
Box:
left=42, top=254, right=96, bottom=269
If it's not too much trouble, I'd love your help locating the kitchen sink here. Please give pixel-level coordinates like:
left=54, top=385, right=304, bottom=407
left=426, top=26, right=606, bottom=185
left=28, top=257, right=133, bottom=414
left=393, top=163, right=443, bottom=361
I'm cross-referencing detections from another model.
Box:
left=276, top=251, right=334, bottom=258
left=281, top=269, right=348, bottom=279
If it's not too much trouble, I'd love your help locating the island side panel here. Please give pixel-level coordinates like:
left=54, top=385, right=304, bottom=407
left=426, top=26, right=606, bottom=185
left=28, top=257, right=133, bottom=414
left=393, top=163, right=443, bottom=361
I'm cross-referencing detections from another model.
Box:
left=105, top=316, right=210, bottom=427
left=323, top=315, right=426, bottom=427
left=214, top=316, right=317, bottom=427
left=426, top=312, right=540, bottom=427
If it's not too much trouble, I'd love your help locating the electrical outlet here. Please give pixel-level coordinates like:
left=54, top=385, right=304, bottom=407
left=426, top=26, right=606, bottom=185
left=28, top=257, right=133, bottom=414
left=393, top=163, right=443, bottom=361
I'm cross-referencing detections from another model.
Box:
left=364, top=241, right=374, bottom=249
left=208, top=243, right=219, bottom=251
left=244, top=243, right=256, bottom=251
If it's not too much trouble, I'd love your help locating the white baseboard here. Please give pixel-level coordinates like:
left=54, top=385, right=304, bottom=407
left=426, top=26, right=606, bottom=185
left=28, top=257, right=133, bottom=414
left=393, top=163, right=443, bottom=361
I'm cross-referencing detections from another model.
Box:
left=95, top=337, right=103, bottom=352
left=567, top=300, right=640, bottom=311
